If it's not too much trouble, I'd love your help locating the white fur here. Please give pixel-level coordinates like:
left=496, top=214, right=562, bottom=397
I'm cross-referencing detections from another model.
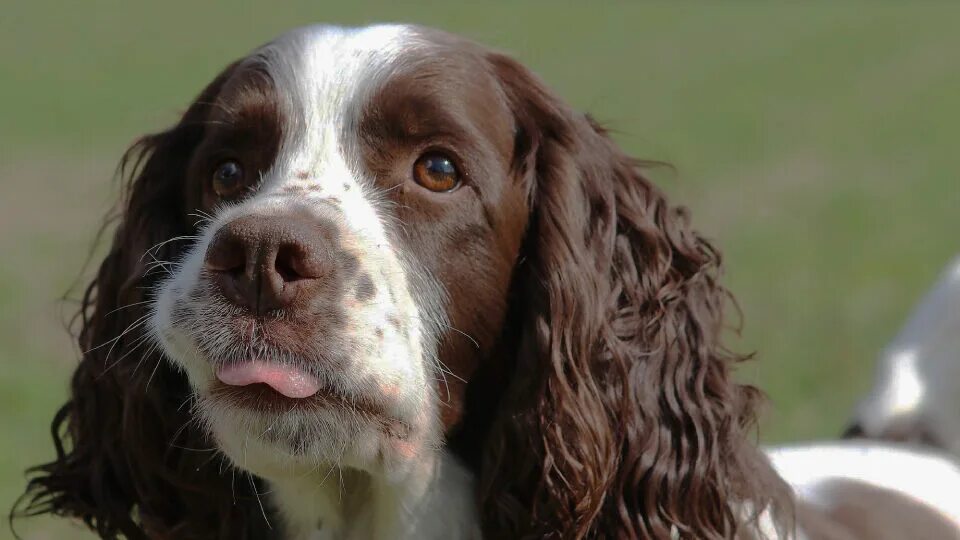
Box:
left=150, top=24, right=475, bottom=539
left=850, top=255, right=960, bottom=455
left=276, top=451, right=478, bottom=540
left=766, top=441, right=960, bottom=530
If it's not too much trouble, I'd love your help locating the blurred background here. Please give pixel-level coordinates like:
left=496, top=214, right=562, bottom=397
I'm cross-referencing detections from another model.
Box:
left=2, top=2, right=958, bottom=538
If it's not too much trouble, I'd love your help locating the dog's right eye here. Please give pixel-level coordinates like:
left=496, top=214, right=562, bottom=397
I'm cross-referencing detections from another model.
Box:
left=413, top=152, right=460, bottom=192
left=212, top=160, right=245, bottom=199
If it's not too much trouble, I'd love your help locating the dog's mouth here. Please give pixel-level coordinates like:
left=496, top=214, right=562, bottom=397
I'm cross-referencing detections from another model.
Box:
left=207, top=361, right=410, bottom=437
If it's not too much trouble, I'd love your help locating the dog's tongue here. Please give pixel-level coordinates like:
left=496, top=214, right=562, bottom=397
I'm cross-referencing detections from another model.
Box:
left=216, top=361, right=320, bottom=399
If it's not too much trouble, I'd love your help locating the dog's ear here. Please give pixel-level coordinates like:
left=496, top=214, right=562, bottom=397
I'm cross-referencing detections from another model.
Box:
left=477, top=52, right=792, bottom=539
left=14, top=61, right=276, bottom=540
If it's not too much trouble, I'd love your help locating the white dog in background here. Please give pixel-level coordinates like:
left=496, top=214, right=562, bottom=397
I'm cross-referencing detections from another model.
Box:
left=756, top=257, right=960, bottom=538
left=845, top=255, right=960, bottom=456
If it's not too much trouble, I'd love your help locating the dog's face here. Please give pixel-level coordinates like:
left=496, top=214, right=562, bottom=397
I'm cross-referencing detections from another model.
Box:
left=150, top=25, right=528, bottom=479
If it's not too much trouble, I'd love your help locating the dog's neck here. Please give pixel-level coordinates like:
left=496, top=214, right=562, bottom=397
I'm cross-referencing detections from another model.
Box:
left=269, top=451, right=478, bottom=540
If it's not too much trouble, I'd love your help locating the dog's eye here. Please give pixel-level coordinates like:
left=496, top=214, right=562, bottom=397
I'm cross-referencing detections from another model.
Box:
left=212, top=160, right=245, bottom=198
left=413, top=153, right=460, bottom=192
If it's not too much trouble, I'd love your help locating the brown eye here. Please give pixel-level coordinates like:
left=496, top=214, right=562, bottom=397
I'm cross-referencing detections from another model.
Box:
left=413, top=153, right=460, bottom=192
left=212, top=160, right=245, bottom=198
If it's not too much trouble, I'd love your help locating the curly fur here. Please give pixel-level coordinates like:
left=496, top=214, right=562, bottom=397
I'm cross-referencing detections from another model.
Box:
left=468, top=54, right=791, bottom=539
left=13, top=65, right=276, bottom=540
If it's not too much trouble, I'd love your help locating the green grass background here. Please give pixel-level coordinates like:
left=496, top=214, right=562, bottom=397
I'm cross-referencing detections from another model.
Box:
left=2, top=2, right=958, bottom=538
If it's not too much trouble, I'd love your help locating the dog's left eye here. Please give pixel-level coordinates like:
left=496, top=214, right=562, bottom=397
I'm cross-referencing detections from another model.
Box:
left=212, top=160, right=245, bottom=198
left=413, top=153, right=460, bottom=192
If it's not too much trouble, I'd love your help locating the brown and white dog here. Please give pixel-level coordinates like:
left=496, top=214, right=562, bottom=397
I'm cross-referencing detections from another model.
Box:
left=17, top=25, right=960, bottom=539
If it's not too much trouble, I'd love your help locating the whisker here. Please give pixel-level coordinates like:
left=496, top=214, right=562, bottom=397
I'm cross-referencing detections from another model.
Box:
left=169, top=444, right=218, bottom=453
left=103, top=299, right=154, bottom=317
left=435, top=359, right=451, bottom=403
left=193, top=448, right=223, bottom=473
left=189, top=210, right=216, bottom=229
left=247, top=472, right=272, bottom=529
left=86, top=312, right=152, bottom=355
left=169, top=414, right=198, bottom=446
left=139, top=235, right=199, bottom=263
left=434, top=360, right=467, bottom=384
left=101, top=330, right=154, bottom=374
left=144, top=346, right=166, bottom=391
left=258, top=414, right=284, bottom=440
left=143, top=252, right=176, bottom=276
left=406, top=313, right=481, bottom=350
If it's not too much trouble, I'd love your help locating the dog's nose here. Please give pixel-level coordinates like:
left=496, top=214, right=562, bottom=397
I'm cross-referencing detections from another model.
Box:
left=204, top=214, right=330, bottom=314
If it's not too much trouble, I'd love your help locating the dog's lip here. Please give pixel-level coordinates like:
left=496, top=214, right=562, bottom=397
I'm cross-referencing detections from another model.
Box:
left=208, top=379, right=337, bottom=410
left=205, top=366, right=400, bottom=424
left=206, top=380, right=413, bottom=438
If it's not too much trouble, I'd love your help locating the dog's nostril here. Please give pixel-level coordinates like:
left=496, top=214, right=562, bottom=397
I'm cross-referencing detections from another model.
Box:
left=215, top=257, right=246, bottom=277
left=205, top=236, right=247, bottom=275
left=275, top=244, right=307, bottom=282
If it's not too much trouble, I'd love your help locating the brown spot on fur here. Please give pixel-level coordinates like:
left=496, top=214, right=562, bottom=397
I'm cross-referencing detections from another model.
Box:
left=355, top=273, right=376, bottom=302
left=386, top=314, right=402, bottom=331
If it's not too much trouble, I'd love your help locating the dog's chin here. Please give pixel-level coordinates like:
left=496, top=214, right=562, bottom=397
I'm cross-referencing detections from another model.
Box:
left=195, top=384, right=432, bottom=481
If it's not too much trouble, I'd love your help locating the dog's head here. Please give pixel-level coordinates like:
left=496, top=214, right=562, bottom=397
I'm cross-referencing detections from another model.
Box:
left=19, top=25, right=788, bottom=539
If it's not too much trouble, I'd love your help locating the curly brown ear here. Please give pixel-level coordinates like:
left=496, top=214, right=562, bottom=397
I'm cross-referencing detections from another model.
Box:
left=13, top=63, right=274, bottom=540
left=478, top=54, right=791, bottom=539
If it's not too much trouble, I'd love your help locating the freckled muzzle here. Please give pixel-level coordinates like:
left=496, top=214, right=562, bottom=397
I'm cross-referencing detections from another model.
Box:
left=193, top=206, right=367, bottom=402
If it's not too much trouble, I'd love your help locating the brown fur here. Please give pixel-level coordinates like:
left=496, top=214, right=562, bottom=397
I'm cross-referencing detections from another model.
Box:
left=12, top=61, right=282, bottom=540
left=467, top=52, right=791, bottom=539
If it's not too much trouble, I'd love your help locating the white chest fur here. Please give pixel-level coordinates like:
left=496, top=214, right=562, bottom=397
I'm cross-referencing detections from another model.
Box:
left=271, top=451, right=480, bottom=540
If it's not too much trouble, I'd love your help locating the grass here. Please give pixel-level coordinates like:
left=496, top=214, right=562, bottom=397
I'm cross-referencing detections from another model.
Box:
left=2, top=2, right=959, bottom=538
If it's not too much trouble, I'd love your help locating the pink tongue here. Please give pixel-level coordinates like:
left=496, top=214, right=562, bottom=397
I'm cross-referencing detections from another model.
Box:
left=216, top=361, right=321, bottom=399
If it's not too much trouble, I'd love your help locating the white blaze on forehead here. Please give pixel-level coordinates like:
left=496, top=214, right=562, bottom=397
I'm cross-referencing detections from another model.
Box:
left=250, top=25, right=416, bottom=245
left=256, top=24, right=411, bottom=181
